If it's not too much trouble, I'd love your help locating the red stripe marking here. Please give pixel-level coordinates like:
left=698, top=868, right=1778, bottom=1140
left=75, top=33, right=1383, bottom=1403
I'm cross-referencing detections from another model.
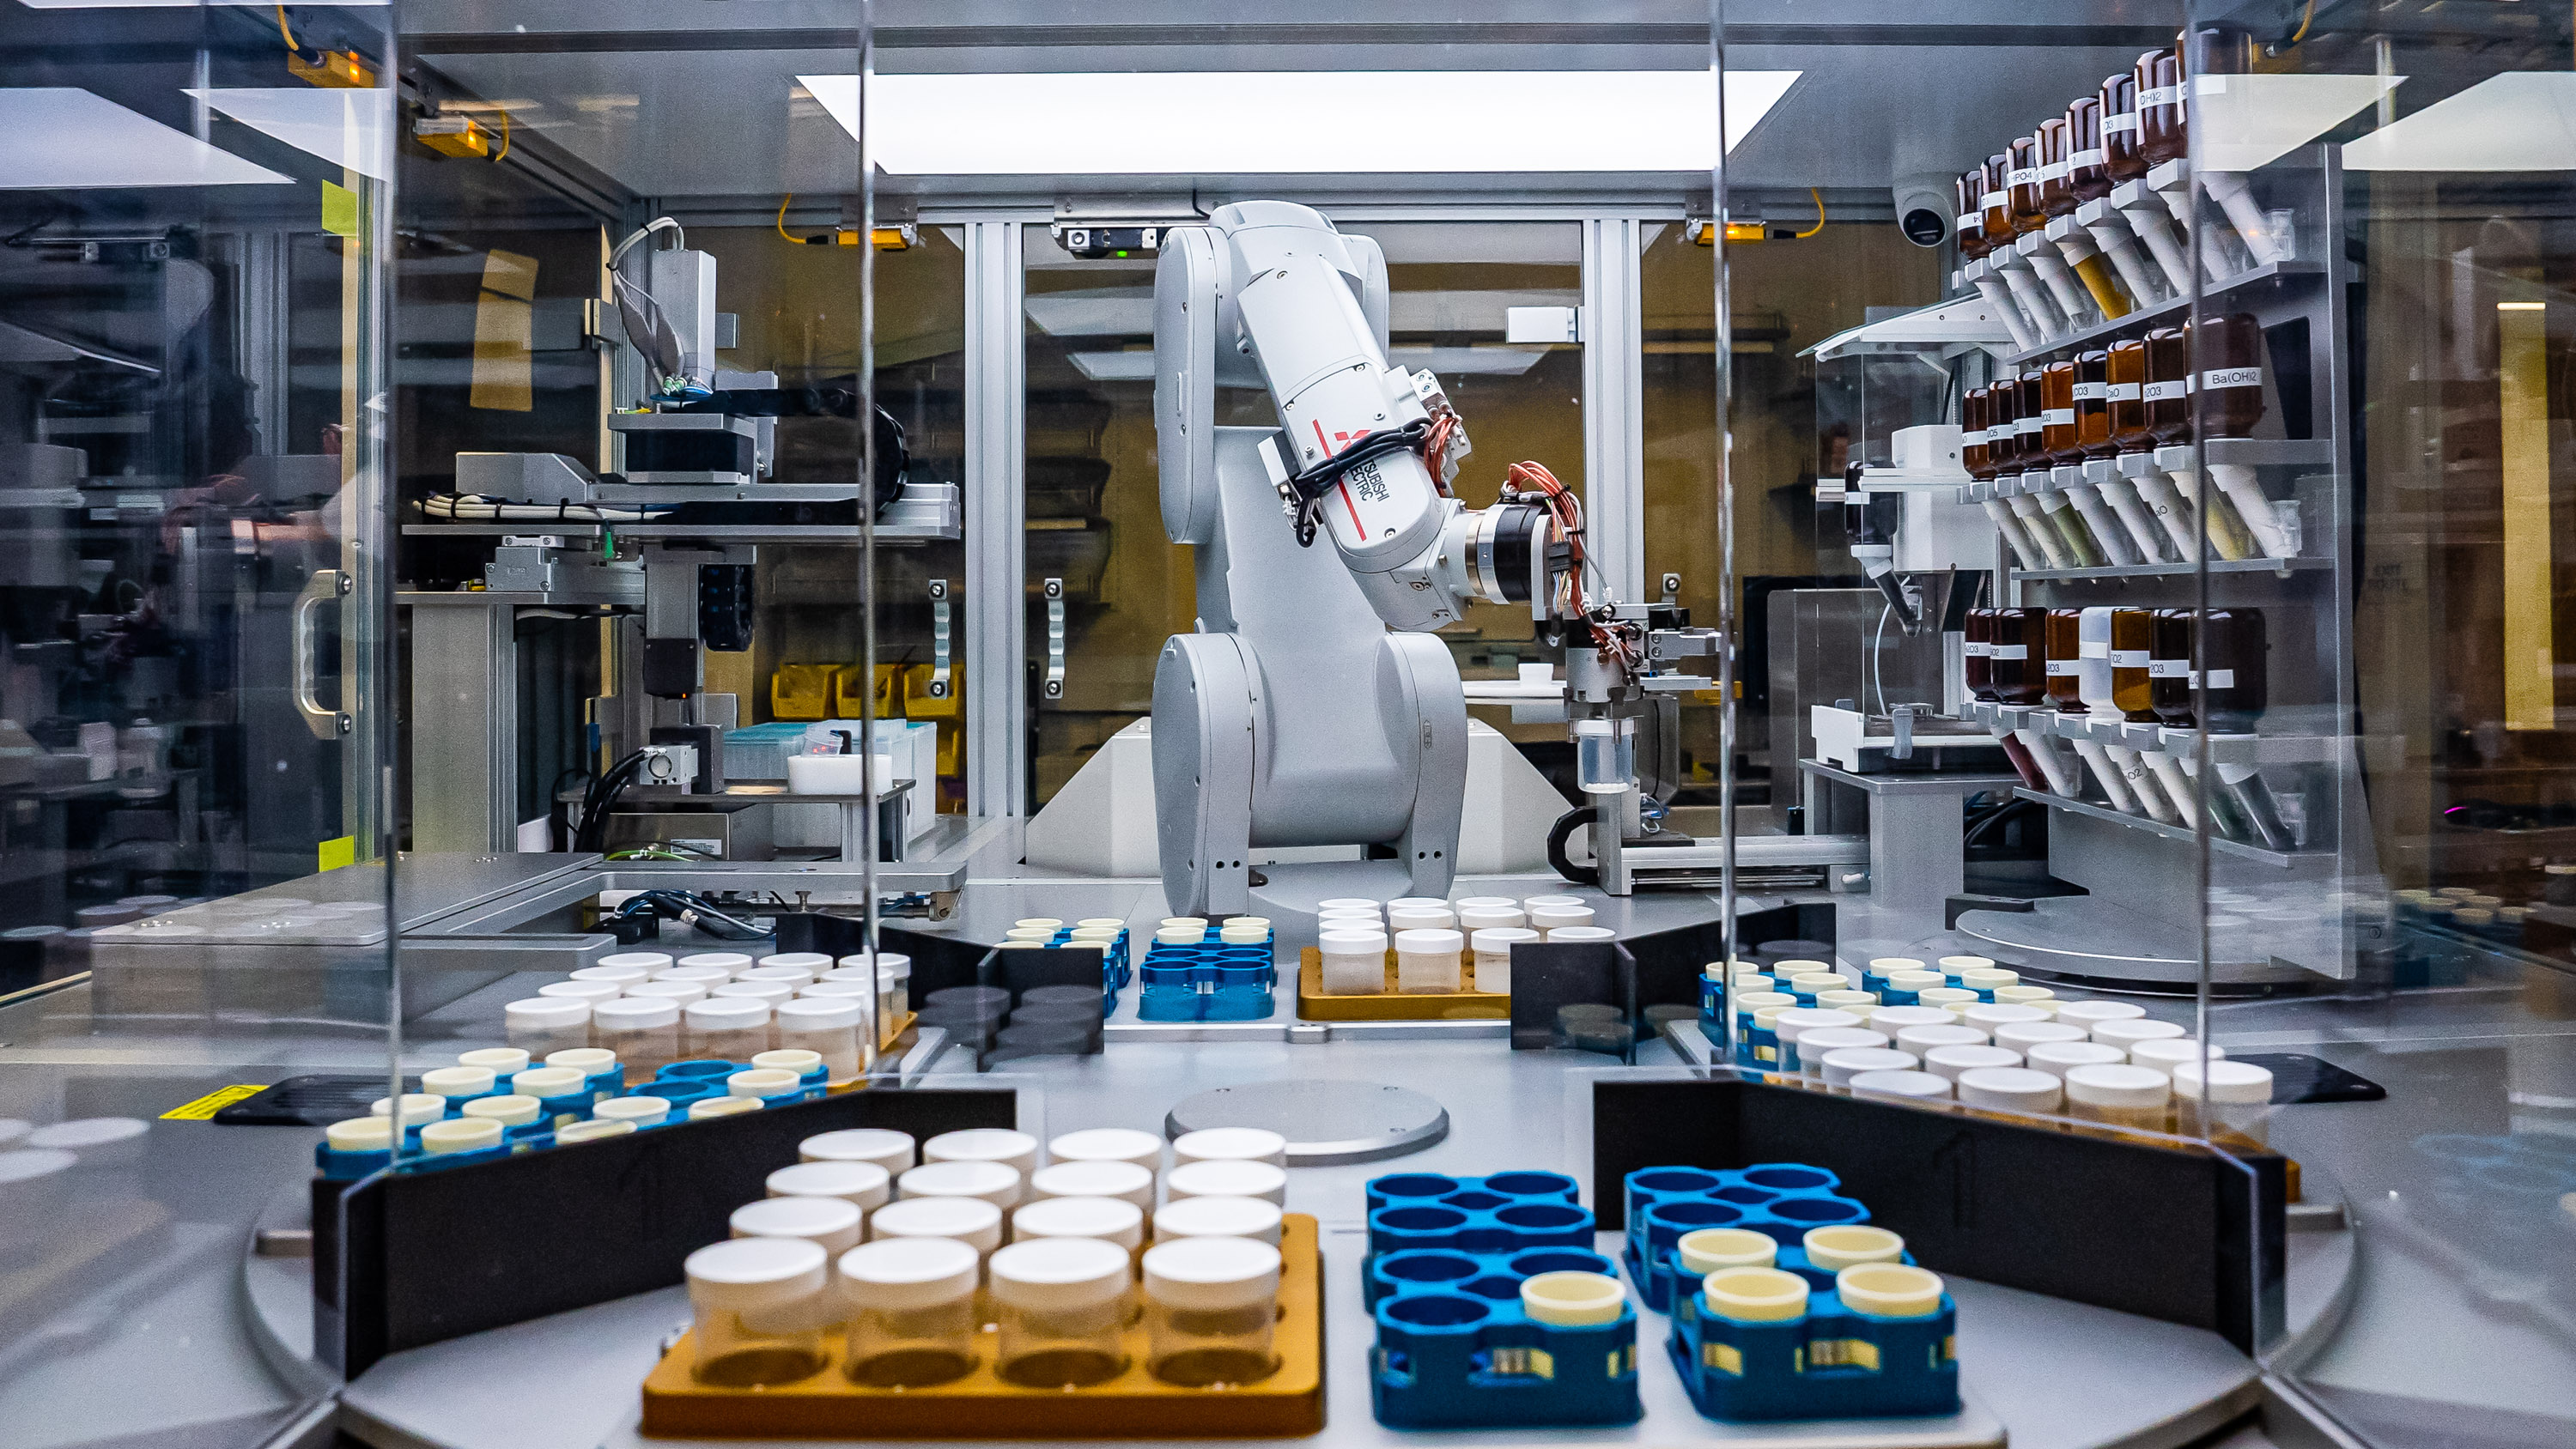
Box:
left=1338, top=480, right=1366, bottom=534
left=1312, top=417, right=1335, bottom=455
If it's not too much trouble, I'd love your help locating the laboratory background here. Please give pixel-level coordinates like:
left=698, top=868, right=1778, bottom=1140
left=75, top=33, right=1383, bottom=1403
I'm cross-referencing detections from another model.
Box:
left=0, top=3, right=2569, bottom=1448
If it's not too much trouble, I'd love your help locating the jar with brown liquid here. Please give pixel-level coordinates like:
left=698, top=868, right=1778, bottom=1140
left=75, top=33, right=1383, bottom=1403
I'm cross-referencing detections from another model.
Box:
left=2007, top=135, right=2047, bottom=235
left=2199, top=608, right=2268, bottom=732
left=2075, top=350, right=2115, bottom=458
left=2148, top=609, right=2196, bottom=725
left=2102, top=70, right=2146, bottom=183
left=1957, top=174, right=1990, bottom=260
left=1963, top=607, right=1996, bottom=701
left=2041, top=361, right=2080, bottom=466
left=2044, top=609, right=2087, bottom=712
left=2017, top=368, right=2050, bottom=465
left=2067, top=96, right=2111, bottom=203
left=2107, top=337, right=2152, bottom=452
left=2194, top=312, right=2267, bottom=438
left=1981, top=154, right=2013, bottom=246
left=2143, top=326, right=2191, bottom=446
left=2137, top=48, right=2185, bottom=168
left=2038, top=117, right=2075, bottom=219
left=1990, top=607, right=2048, bottom=706
left=2109, top=608, right=2158, bottom=721
left=1963, top=387, right=1992, bottom=478
left=1987, top=376, right=2020, bottom=472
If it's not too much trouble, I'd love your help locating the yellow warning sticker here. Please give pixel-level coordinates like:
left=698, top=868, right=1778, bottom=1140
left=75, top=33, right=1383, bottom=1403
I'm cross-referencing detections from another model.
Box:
left=319, top=835, right=356, bottom=872
left=162, top=1084, right=264, bottom=1120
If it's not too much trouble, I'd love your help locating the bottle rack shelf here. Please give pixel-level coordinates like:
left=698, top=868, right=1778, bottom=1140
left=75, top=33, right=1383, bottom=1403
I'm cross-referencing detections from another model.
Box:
left=1964, top=700, right=2331, bottom=766
left=2000, top=259, right=2324, bottom=367
left=2008, top=555, right=2331, bottom=583
left=2008, top=787, right=2318, bottom=867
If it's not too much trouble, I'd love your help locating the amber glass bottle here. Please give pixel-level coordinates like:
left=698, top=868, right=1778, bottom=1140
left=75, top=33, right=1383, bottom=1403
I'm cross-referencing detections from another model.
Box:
left=2040, top=361, right=2079, bottom=466
left=2066, top=96, right=2111, bottom=203
left=2017, top=369, right=2049, bottom=465
left=2101, top=70, right=2145, bottom=184
left=1963, top=608, right=1995, bottom=701
left=2195, top=312, right=2267, bottom=438
left=2138, top=48, right=2185, bottom=168
left=2143, top=325, right=2191, bottom=446
left=1991, top=607, right=2048, bottom=706
left=2199, top=608, right=2268, bottom=731
left=2044, top=609, right=2087, bottom=712
left=1956, top=174, right=1990, bottom=259
left=2074, top=349, right=2114, bottom=458
left=1963, top=387, right=1992, bottom=479
left=2107, top=337, right=2152, bottom=452
left=2038, top=118, right=2074, bottom=219
left=2007, top=135, right=2046, bottom=235
left=1981, top=154, right=2013, bottom=245
left=2148, top=609, right=2196, bottom=725
left=2109, top=608, right=2158, bottom=721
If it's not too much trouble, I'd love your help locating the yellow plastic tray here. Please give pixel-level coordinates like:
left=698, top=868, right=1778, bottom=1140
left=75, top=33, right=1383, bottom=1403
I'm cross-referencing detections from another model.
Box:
left=1293, top=948, right=1510, bottom=1022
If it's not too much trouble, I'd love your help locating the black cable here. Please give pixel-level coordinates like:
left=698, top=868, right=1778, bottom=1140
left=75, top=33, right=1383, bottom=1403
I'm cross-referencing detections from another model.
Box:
left=1546, top=806, right=1601, bottom=888
left=1278, top=419, right=1431, bottom=546
left=574, top=749, right=653, bottom=853
left=611, top=888, right=768, bottom=941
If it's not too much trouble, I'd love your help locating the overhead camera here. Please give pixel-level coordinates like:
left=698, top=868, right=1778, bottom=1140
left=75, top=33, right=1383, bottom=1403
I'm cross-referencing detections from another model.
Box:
left=1891, top=173, right=1955, bottom=249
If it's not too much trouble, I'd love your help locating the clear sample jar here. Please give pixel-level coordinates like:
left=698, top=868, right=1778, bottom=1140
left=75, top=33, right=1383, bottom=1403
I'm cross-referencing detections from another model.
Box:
left=1955, top=1066, right=2067, bottom=1114
left=460, top=1094, right=541, bottom=1130
left=1141, top=1236, right=1282, bottom=1386
left=1469, top=927, right=1536, bottom=994
left=592, top=1003, right=685, bottom=1081
left=1801, top=1225, right=1905, bottom=1271
left=684, top=1237, right=829, bottom=1386
left=1893, top=1022, right=1989, bottom=1057
left=1457, top=905, right=1524, bottom=933
left=1048, top=1127, right=1163, bottom=1173
left=1526, top=903, right=1596, bottom=933
left=2092, top=1016, right=2187, bottom=1052
left=761, top=951, right=835, bottom=976
left=1316, top=897, right=1381, bottom=916
left=1820, top=1046, right=1918, bottom=1087
left=1922, top=1044, right=2023, bottom=1082
left=1791, top=1028, right=1889, bottom=1075
left=677, top=951, right=755, bottom=979
left=686, top=997, right=775, bottom=1063
left=1845, top=1069, right=1954, bottom=1103
left=1386, top=906, right=1458, bottom=934
left=775, top=998, right=869, bottom=1083
left=656, top=965, right=733, bottom=989
left=2025, top=1040, right=2130, bottom=1078
left=1166, top=1158, right=1288, bottom=1206
left=1702, top=1266, right=1811, bottom=1324
left=458, top=1046, right=531, bottom=1076
left=503, top=997, right=592, bottom=1057
left=1032, top=1160, right=1157, bottom=1212
left=1837, top=1263, right=1945, bottom=1319
left=1772, top=1007, right=1862, bottom=1069
left=1318, top=929, right=1389, bottom=996
left=1393, top=928, right=1464, bottom=994
left=1959, top=1003, right=2049, bottom=1037
left=1152, top=1194, right=1284, bottom=1246
left=555, top=1119, right=634, bottom=1144
left=2129, top=1038, right=2225, bottom=1075
left=1864, top=1004, right=1952, bottom=1034
left=1993, top=1020, right=2089, bottom=1056
left=1522, top=894, right=1583, bottom=911
left=2063, top=1063, right=2173, bottom=1131
left=1012, top=1194, right=1147, bottom=1251
left=1172, top=1127, right=1287, bottom=1167
left=420, top=1118, right=504, bottom=1156
left=2172, top=1059, right=2275, bottom=1145
left=538, top=979, right=624, bottom=1006
left=690, top=1097, right=762, bottom=1120
left=991, top=1237, right=1133, bottom=1388
left=625, top=979, right=708, bottom=1007
left=1547, top=925, right=1619, bottom=947
left=926, top=1127, right=1039, bottom=1178
left=802, top=1127, right=918, bottom=1174
left=870, top=1195, right=1005, bottom=1257
left=769, top=1160, right=893, bottom=1216
left=899, top=1159, right=1024, bottom=1209
left=1678, top=1227, right=1778, bottom=1274
left=593, top=1095, right=671, bottom=1128
left=733, top=1195, right=866, bottom=1258
left=840, top=1236, right=981, bottom=1387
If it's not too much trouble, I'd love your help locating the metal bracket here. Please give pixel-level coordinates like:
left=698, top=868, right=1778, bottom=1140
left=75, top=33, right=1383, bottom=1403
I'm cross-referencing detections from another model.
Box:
left=292, top=568, right=352, bottom=738
left=927, top=579, right=952, bottom=699
left=1042, top=577, right=1066, bottom=700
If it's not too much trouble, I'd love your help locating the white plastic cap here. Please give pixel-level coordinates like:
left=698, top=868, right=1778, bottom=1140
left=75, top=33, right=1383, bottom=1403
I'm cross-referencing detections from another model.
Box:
left=1676, top=1227, right=1778, bottom=1274
left=738, top=966, right=817, bottom=989
left=1144, top=1236, right=1283, bottom=1313
left=899, top=1159, right=1023, bottom=1207
left=989, top=1237, right=1132, bottom=1311
left=371, top=1093, right=448, bottom=1120
left=1893, top=1022, right=1990, bottom=1054
left=1011, top=1194, right=1146, bottom=1251
left=1218, top=925, right=1269, bottom=945
left=2053, top=999, right=2148, bottom=1027
left=1993, top=1021, right=2089, bottom=1054
left=1156, top=926, right=1205, bottom=945
left=801, top=1127, right=916, bottom=1172
left=727, top=1069, right=804, bottom=1100
left=1547, top=925, right=1619, bottom=943
left=1954, top=1066, right=2067, bottom=1113
left=547, top=1046, right=617, bottom=1075
left=1161, top=917, right=1210, bottom=929
left=2129, top=1039, right=2226, bottom=1073
left=1801, top=1224, right=1906, bottom=1271
left=597, top=951, right=674, bottom=973
left=592, top=997, right=682, bottom=1029
left=1887, top=971, right=1949, bottom=991
left=1917, top=987, right=1978, bottom=1009
left=1772, top=1007, right=1862, bottom=1048
left=420, top=1118, right=504, bottom=1155
left=1703, top=1266, right=1812, bottom=1323
left=753, top=1048, right=826, bottom=1076
left=1789, top=1027, right=1886, bottom=1061
left=775, top=997, right=865, bottom=1033
left=654, top=966, right=732, bottom=986
left=1152, top=1194, right=1284, bottom=1246
left=1734, top=991, right=1797, bottom=1013
left=732, top=1195, right=865, bottom=1256
left=2172, top=1059, right=2274, bottom=1104
left=690, top=1096, right=762, bottom=1120
left=458, top=1047, right=532, bottom=1076
left=1392, top=927, right=1464, bottom=955
left=838, top=1237, right=979, bottom=1311
left=505, top=997, right=591, bottom=1030
left=1030, top=1159, right=1156, bottom=1211
left=1867, top=957, right=1928, bottom=973
left=711, top=980, right=795, bottom=1005
left=2025, top=1040, right=2131, bottom=1077
left=1046, top=1127, right=1162, bottom=1170
left=556, top=1119, right=635, bottom=1144
left=1847, top=1069, right=1953, bottom=1100
left=420, top=1065, right=495, bottom=1098
left=1471, top=927, right=1540, bottom=952
left=1838, top=1262, right=1945, bottom=1319
left=1518, top=1270, right=1626, bottom=1328
left=1820, top=1046, right=1918, bottom=1086
left=686, top=1236, right=828, bottom=1313
left=537, top=980, right=623, bottom=1004
left=593, top=1096, right=671, bottom=1125
left=512, top=1066, right=587, bottom=1098
left=461, top=1094, right=541, bottom=1127
left=325, top=1117, right=395, bottom=1152
left=768, top=1160, right=892, bottom=1210
left=2063, top=1063, right=2173, bottom=1109
left=1172, top=1127, right=1287, bottom=1167
left=1386, top=898, right=1447, bottom=912
left=1315, top=898, right=1381, bottom=913
left=1165, top=1158, right=1288, bottom=1206
left=1959, top=1003, right=2049, bottom=1034
left=1012, top=919, right=1065, bottom=930
left=689, top=997, right=774, bottom=1033
left=2093, top=1017, right=2187, bottom=1049
left=676, top=951, right=755, bottom=975
left=760, top=953, right=835, bottom=973
left=1922, top=1044, right=2023, bottom=1082
left=923, top=1128, right=1038, bottom=1175
left=1862, top=1005, right=1953, bottom=1032
left=869, top=1195, right=1005, bottom=1255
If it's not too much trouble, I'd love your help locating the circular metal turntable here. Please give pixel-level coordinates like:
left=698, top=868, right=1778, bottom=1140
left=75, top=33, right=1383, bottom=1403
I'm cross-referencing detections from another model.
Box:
left=1163, top=1079, right=1449, bottom=1165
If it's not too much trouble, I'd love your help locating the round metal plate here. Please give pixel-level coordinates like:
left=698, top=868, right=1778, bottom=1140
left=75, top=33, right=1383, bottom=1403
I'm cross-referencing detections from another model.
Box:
left=1953, top=897, right=2319, bottom=998
left=1163, top=1079, right=1449, bottom=1166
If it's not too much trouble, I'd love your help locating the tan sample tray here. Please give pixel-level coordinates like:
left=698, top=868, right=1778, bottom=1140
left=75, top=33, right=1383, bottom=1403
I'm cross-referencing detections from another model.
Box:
left=640, top=1214, right=1324, bottom=1439
left=1293, top=948, right=1510, bottom=1022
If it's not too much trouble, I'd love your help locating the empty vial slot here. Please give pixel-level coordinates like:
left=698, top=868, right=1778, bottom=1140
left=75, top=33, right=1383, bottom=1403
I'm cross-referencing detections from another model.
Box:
left=1380, top=1206, right=1469, bottom=1233
left=1376, top=1174, right=1461, bottom=1200
left=1511, top=1250, right=1613, bottom=1277
left=1771, top=1197, right=1866, bottom=1224
left=1712, top=1186, right=1778, bottom=1205
left=1742, top=1166, right=1833, bottom=1191
left=1485, top=1172, right=1577, bottom=1197
left=1382, top=1252, right=1480, bottom=1284
left=1382, top=1294, right=1491, bottom=1328
left=1631, top=1168, right=1722, bottom=1195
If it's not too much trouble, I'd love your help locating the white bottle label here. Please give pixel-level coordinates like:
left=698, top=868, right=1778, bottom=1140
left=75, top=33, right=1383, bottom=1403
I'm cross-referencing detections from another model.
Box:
left=1982, top=191, right=2008, bottom=209
left=2104, top=112, right=2140, bottom=136
left=2204, top=669, right=2235, bottom=688
left=2141, top=379, right=2190, bottom=402
left=2202, top=367, right=2263, bottom=390
left=2194, top=75, right=2230, bottom=97
left=2070, top=147, right=2108, bottom=167
left=2080, top=640, right=2110, bottom=659
left=1964, top=427, right=1989, bottom=446
left=2140, top=84, right=2180, bottom=108
left=2040, top=161, right=2069, bottom=182
left=2148, top=658, right=2190, bottom=677
left=2043, top=408, right=2075, bottom=427
left=2107, top=381, right=2142, bottom=402
left=2110, top=649, right=2149, bottom=667
left=2019, top=415, right=2043, bottom=434
left=1992, top=644, right=2029, bottom=660
left=1965, top=641, right=1994, bottom=657
left=2008, top=167, right=2038, bottom=187
left=2047, top=658, right=2080, bottom=676
left=2073, top=381, right=2107, bottom=401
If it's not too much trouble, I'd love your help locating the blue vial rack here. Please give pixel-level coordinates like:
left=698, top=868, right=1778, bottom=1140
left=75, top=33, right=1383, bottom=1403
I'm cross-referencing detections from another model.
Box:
left=1364, top=1170, right=1640, bottom=1429
left=1138, top=924, right=1276, bottom=1022
left=1668, top=1274, right=1959, bottom=1422
left=1033, top=925, right=1133, bottom=1000
left=1620, top=1165, right=1871, bottom=1313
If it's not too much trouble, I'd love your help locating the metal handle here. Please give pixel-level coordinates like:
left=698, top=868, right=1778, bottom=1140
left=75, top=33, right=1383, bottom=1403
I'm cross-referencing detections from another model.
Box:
left=293, top=568, right=352, bottom=739
left=927, top=579, right=951, bottom=699
left=1042, top=577, right=1066, bottom=700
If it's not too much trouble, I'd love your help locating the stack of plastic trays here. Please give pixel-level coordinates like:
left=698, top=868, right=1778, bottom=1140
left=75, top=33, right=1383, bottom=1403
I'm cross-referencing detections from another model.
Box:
left=1138, top=920, right=1276, bottom=1022
left=1362, top=1170, right=1638, bottom=1428
left=1619, top=1164, right=1871, bottom=1313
